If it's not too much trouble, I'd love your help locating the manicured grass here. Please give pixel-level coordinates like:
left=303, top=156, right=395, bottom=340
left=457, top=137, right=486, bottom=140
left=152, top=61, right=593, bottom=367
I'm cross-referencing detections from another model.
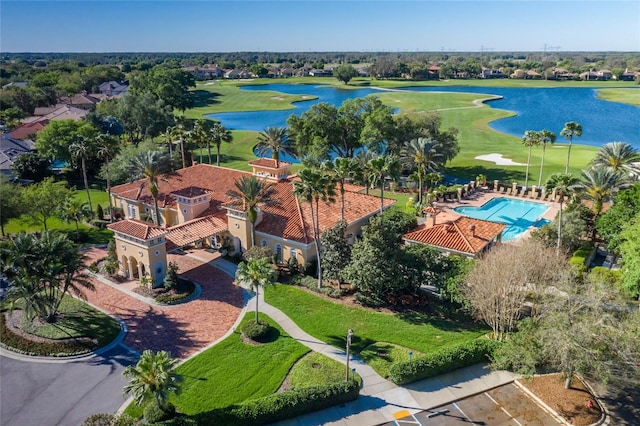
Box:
left=160, top=313, right=309, bottom=416
left=288, top=352, right=348, bottom=390
left=596, top=88, right=640, bottom=107
left=359, top=342, right=424, bottom=378
left=183, top=78, right=601, bottom=182
left=264, top=285, right=486, bottom=357
left=17, top=294, right=121, bottom=345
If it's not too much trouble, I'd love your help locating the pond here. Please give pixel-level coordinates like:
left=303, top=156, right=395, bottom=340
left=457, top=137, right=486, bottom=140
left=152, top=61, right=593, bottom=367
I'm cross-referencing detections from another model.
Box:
left=206, top=83, right=640, bottom=150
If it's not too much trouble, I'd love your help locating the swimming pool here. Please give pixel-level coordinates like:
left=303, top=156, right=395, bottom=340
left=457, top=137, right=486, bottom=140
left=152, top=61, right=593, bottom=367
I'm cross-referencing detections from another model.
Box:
left=453, top=197, right=551, bottom=242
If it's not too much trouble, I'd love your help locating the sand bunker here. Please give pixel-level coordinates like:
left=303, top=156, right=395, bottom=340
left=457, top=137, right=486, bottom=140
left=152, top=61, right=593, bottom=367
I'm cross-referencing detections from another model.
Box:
left=475, top=153, right=525, bottom=166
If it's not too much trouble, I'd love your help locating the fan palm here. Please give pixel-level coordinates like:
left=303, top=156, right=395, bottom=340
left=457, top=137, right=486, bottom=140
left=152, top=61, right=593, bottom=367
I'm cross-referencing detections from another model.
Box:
left=209, top=121, right=233, bottom=166
left=235, top=257, right=277, bottom=323
left=323, top=157, right=357, bottom=221
left=96, top=133, right=119, bottom=222
left=369, top=154, right=400, bottom=214
left=256, top=127, right=296, bottom=167
left=59, top=198, right=92, bottom=238
left=355, top=150, right=377, bottom=195
left=545, top=173, right=580, bottom=252
left=560, top=121, right=582, bottom=173
left=293, top=168, right=336, bottom=289
left=69, top=135, right=95, bottom=212
left=592, top=142, right=640, bottom=176
left=522, top=130, right=541, bottom=189
left=225, top=176, right=278, bottom=247
left=537, top=130, right=556, bottom=187
left=128, top=151, right=171, bottom=226
left=123, top=350, right=182, bottom=410
left=400, top=138, right=444, bottom=205
left=189, top=119, right=209, bottom=164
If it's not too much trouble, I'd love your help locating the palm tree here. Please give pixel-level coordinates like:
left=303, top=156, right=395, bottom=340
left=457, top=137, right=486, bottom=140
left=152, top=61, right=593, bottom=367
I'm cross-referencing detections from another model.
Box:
left=592, top=142, right=640, bottom=175
left=225, top=176, right=278, bottom=247
left=59, top=198, right=92, bottom=238
left=355, top=150, right=377, bottom=195
left=323, top=157, right=357, bottom=221
left=69, top=135, right=94, bottom=213
left=400, top=138, right=444, bottom=205
left=159, top=126, right=174, bottom=159
left=123, top=350, right=182, bottom=410
left=235, top=257, right=277, bottom=323
left=537, top=130, right=556, bottom=187
left=255, top=127, right=297, bottom=167
left=171, top=116, right=191, bottom=169
left=128, top=151, right=171, bottom=226
left=560, top=121, right=582, bottom=173
left=369, top=154, right=400, bottom=214
left=209, top=121, right=233, bottom=167
left=545, top=173, right=580, bottom=252
left=189, top=119, right=209, bottom=164
left=576, top=167, right=629, bottom=240
left=522, top=130, right=541, bottom=189
left=293, top=167, right=336, bottom=289
left=96, top=133, right=119, bottom=222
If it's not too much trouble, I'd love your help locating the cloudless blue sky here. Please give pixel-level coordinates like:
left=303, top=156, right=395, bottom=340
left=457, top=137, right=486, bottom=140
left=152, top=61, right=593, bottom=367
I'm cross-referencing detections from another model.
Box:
left=1, top=1, right=639, bottom=52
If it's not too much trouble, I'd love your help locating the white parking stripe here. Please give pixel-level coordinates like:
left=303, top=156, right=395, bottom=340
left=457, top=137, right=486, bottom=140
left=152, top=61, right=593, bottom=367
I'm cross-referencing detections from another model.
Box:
left=484, top=392, right=523, bottom=426
left=452, top=402, right=482, bottom=426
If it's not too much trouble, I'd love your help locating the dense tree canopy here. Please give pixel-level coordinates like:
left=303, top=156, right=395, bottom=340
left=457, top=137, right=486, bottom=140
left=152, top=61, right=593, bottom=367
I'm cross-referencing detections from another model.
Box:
left=35, top=120, right=98, bottom=163
left=129, top=64, right=195, bottom=111
left=333, top=64, right=358, bottom=84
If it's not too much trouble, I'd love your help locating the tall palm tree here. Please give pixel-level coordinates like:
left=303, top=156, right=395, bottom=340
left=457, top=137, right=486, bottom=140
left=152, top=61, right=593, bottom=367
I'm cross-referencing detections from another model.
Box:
left=522, top=130, right=541, bottom=189
left=369, top=154, right=400, bottom=214
left=189, top=119, right=209, bottom=164
left=225, top=176, right=278, bottom=247
left=537, top=130, right=556, bottom=187
left=159, top=126, right=174, bottom=159
left=293, top=168, right=336, bottom=289
left=400, top=138, right=444, bottom=205
left=96, top=133, right=119, bottom=222
left=235, top=257, right=277, bottom=323
left=171, top=116, right=191, bottom=169
left=592, top=142, right=640, bottom=175
left=323, top=157, right=357, bottom=221
left=545, top=173, right=580, bottom=252
left=123, top=350, right=182, bottom=410
left=255, top=127, right=297, bottom=167
left=355, top=150, right=377, bottom=195
left=560, top=121, right=582, bottom=173
left=59, top=198, right=92, bottom=238
left=69, top=135, right=94, bottom=213
left=128, top=151, right=171, bottom=226
left=209, top=121, right=233, bottom=167
left=576, top=167, right=629, bottom=239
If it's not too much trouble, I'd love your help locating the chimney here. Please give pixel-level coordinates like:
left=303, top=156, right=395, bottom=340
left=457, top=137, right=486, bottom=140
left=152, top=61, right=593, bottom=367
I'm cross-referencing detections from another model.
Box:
left=470, top=224, right=476, bottom=237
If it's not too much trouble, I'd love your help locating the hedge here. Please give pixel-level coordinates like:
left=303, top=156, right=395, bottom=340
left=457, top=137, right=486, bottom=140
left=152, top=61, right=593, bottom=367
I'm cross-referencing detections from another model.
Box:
left=388, top=338, right=499, bottom=385
left=154, top=380, right=359, bottom=426
left=569, top=243, right=594, bottom=272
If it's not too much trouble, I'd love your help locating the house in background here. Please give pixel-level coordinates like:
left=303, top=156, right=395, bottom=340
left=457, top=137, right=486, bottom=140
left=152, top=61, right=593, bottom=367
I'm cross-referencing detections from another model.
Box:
left=108, top=159, right=393, bottom=285
left=0, top=133, right=36, bottom=178
left=9, top=120, right=48, bottom=140
left=403, top=214, right=505, bottom=258
left=98, top=81, right=129, bottom=96
left=59, top=91, right=104, bottom=110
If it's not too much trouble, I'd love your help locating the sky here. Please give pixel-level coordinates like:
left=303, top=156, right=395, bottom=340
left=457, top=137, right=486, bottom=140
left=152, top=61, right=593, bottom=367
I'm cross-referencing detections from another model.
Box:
left=1, top=0, right=639, bottom=53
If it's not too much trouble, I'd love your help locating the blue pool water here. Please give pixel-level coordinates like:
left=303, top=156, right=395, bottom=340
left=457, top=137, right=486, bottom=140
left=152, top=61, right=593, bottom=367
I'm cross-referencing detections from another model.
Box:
left=453, top=197, right=551, bottom=242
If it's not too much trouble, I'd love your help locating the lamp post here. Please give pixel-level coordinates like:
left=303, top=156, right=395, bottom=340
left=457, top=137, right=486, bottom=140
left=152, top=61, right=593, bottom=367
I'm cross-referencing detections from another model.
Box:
left=345, top=328, right=354, bottom=381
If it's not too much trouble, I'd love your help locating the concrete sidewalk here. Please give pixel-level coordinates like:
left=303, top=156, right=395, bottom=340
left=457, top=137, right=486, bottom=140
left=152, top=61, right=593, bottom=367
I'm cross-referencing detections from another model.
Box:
left=209, top=255, right=518, bottom=426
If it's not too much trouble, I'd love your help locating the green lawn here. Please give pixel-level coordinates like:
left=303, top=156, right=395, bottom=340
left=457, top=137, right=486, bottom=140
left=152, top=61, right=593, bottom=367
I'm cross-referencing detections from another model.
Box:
left=359, top=342, right=423, bottom=378
left=264, top=285, right=486, bottom=357
left=17, top=294, right=121, bottom=345
left=184, top=78, right=602, bottom=182
left=596, top=88, right=640, bottom=107
left=288, top=352, right=350, bottom=390
left=161, top=313, right=309, bottom=415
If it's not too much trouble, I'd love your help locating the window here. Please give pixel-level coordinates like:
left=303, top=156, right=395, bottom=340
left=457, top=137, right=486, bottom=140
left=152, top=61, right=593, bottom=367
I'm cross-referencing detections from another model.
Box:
left=275, top=244, right=283, bottom=263
left=127, top=204, right=137, bottom=219
left=261, top=240, right=268, bottom=247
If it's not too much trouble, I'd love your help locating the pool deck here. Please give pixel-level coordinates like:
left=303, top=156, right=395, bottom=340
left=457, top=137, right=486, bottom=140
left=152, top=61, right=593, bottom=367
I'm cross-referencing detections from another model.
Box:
left=422, top=189, right=559, bottom=243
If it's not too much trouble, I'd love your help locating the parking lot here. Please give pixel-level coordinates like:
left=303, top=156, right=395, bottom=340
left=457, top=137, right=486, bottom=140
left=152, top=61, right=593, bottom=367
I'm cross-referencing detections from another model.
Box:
left=383, top=383, right=560, bottom=426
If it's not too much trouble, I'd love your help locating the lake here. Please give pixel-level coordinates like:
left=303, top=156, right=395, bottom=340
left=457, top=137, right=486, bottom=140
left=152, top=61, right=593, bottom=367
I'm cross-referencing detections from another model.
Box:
left=206, top=83, right=640, bottom=150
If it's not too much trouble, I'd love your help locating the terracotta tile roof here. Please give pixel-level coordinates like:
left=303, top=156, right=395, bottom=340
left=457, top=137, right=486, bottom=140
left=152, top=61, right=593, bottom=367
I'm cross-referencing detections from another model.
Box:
left=171, top=186, right=211, bottom=198
left=403, top=216, right=505, bottom=255
left=9, top=121, right=48, bottom=139
left=422, top=206, right=442, bottom=215
left=165, top=216, right=227, bottom=250
left=248, top=158, right=292, bottom=169
left=107, top=219, right=166, bottom=240
left=111, top=163, right=394, bottom=244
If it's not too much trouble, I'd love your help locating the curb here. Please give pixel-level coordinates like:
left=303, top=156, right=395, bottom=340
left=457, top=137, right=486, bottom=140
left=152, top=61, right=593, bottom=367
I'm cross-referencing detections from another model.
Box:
left=513, top=379, right=572, bottom=426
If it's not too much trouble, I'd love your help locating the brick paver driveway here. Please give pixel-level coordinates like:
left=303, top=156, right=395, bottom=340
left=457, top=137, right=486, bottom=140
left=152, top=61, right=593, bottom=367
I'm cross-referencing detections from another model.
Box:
left=83, top=248, right=243, bottom=359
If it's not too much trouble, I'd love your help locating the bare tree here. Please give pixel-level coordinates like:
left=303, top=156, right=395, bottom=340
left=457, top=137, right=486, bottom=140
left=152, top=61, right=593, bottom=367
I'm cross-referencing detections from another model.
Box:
left=462, top=239, right=566, bottom=341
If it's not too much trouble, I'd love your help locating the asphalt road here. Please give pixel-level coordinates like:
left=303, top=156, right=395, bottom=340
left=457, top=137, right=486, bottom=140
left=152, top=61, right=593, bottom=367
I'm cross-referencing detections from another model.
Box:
left=0, top=345, right=138, bottom=426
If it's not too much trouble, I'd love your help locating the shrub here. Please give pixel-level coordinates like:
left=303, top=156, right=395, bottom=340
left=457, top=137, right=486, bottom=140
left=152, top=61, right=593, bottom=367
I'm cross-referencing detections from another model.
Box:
left=569, top=243, right=593, bottom=272
left=144, top=403, right=173, bottom=424
left=243, top=246, right=273, bottom=262
left=241, top=320, right=271, bottom=341
left=388, top=338, right=499, bottom=385
left=96, top=204, right=104, bottom=220
left=91, top=219, right=110, bottom=229
left=82, top=413, right=137, bottom=426
left=164, top=262, right=180, bottom=291
left=192, top=380, right=359, bottom=425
